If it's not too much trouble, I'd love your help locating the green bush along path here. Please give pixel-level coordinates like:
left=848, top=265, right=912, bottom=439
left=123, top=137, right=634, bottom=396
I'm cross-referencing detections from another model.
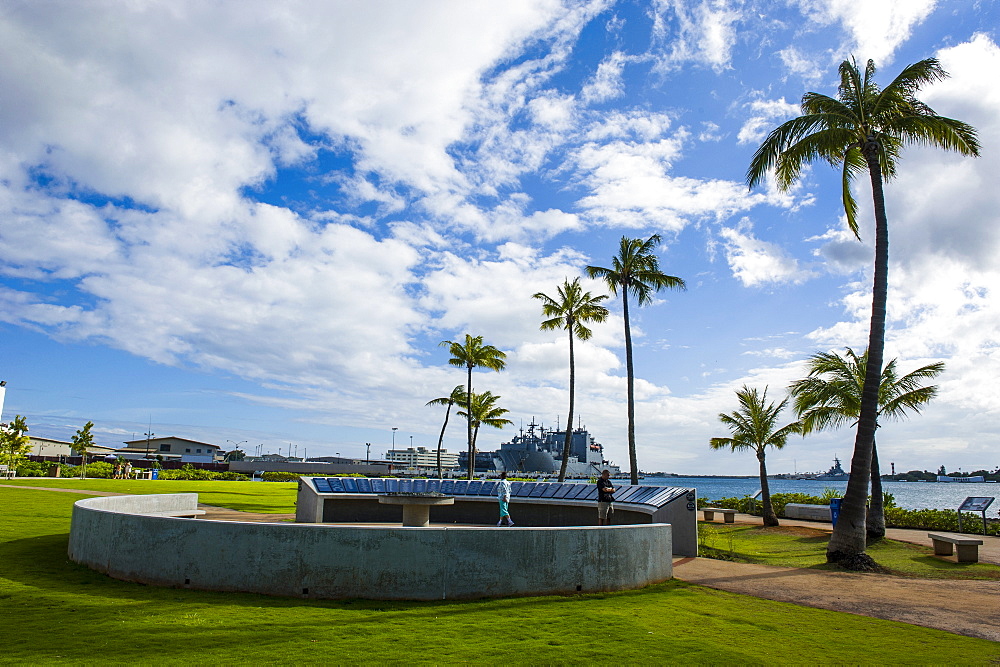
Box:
left=2, top=484, right=999, bottom=664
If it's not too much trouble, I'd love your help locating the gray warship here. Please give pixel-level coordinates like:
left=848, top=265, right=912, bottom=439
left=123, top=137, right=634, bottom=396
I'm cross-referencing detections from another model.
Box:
left=460, top=419, right=621, bottom=477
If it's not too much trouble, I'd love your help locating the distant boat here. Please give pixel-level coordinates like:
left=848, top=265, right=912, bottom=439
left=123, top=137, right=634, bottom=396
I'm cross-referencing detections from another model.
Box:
left=813, top=456, right=849, bottom=481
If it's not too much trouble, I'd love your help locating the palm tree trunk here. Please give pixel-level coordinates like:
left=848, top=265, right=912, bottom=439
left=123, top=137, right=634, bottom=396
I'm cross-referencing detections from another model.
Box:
left=435, top=403, right=451, bottom=480
left=758, top=451, right=779, bottom=527
left=623, top=291, right=638, bottom=485
left=827, top=137, right=887, bottom=565
left=867, top=438, right=886, bottom=542
left=558, top=327, right=575, bottom=482
left=466, top=365, right=474, bottom=480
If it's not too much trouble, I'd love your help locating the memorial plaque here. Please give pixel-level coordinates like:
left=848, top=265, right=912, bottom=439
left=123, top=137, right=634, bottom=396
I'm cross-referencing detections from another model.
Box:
left=355, top=478, right=372, bottom=494
left=412, top=479, right=427, bottom=493
left=370, top=478, right=386, bottom=493
left=342, top=478, right=358, bottom=493
left=959, top=497, right=994, bottom=512
left=467, top=480, right=483, bottom=495
left=329, top=478, right=346, bottom=493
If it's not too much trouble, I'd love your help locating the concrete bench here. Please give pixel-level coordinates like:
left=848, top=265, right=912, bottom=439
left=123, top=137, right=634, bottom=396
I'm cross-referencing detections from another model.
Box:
left=702, top=507, right=736, bottom=523
left=135, top=509, right=207, bottom=519
left=783, top=503, right=832, bottom=522
left=928, top=533, right=983, bottom=563
left=0, top=464, right=15, bottom=479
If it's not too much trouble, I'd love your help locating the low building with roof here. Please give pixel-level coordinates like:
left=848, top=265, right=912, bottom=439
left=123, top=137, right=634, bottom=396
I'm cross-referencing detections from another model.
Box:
left=115, top=436, right=223, bottom=463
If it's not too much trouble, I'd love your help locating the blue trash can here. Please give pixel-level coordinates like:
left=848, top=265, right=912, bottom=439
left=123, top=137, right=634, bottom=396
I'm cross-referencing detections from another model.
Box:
left=151, top=469, right=159, bottom=480
left=829, top=497, right=842, bottom=526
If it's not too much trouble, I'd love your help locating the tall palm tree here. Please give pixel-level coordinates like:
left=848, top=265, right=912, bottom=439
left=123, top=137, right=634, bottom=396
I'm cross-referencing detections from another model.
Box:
left=426, top=385, right=467, bottom=479
left=457, top=390, right=513, bottom=466
left=586, top=235, right=685, bottom=484
left=533, top=277, right=609, bottom=482
left=440, top=334, right=507, bottom=479
left=710, top=386, right=801, bottom=527
left=746, top=57, right=979, bottom=565
left=789, top=348, right=944, bottom=541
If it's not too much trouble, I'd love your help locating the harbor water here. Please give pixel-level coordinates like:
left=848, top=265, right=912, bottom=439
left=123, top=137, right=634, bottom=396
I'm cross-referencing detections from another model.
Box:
left=643, top=476, right=998, bottom=512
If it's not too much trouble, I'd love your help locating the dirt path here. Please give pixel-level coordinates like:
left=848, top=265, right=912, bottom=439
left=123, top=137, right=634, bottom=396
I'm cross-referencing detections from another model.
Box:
left=672, top=556, right=1000, bottom=642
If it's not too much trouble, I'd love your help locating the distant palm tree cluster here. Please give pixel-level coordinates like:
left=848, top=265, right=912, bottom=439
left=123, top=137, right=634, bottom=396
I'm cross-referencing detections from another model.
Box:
left=432, top=235, right=685, bottom=483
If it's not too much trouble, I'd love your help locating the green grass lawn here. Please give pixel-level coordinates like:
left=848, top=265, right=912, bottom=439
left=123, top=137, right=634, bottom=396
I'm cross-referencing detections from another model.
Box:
left=1, top=477, right=297, bottom=513
left=698, top=522, right=1000, bottom=580
left=2, top=485, right=999, bottom=664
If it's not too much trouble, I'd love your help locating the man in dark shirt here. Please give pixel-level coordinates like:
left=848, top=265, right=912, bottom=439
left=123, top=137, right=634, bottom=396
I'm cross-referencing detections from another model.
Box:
left=596, top=469, right=617, bottom=525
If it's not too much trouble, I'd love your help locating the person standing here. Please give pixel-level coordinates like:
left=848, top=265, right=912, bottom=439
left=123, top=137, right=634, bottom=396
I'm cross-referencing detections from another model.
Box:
left=496, top=471, right=514, bottom=527
left=124, top=460, right=133, bottom=479
left=596, top=469, right=617, bottom=525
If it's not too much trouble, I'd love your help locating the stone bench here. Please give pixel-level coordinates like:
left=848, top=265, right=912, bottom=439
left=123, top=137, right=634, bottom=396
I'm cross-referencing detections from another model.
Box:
left=702, top=507, right=736, bottom=523
left=928, top=533, right=983, bottom=563
left=783, top=503, right=832, bottom=522
left=0, top=464, right=15, bottom=479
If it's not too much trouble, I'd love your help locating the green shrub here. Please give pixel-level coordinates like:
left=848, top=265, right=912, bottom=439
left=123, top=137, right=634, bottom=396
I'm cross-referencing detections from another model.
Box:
left=262, top=471, right=300, bottom=482
left=215, top=471, right=250, bottom=481
left=884, top=507, right=999, bottom=536
left=14, top=461, right=51, bottom=477
left=80, top=461, right=114, bottom=479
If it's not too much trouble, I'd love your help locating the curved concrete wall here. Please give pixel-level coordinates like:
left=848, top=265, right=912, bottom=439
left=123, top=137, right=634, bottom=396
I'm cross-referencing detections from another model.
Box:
left=69, top=494, right=673, bottom=600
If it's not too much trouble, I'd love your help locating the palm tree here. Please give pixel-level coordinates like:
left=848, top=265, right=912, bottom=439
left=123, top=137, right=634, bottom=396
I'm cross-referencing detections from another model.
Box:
left=746, top=57, right=979, bottom=565
left=534, top=277, right=609, bottom=482
left=586, top=235, right=685, bottom=485
left=440, top=334, right=507, bottom=479
left=457, top=391, right=513, bottom=466
left=789, top=348, right=944, bottom=541
left=426, top=385, right=467, bottom=479
left=710, top=386, right=801, bottom=527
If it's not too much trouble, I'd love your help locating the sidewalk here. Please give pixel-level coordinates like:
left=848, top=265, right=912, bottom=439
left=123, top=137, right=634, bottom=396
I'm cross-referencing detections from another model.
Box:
left=672, top=556, right=1000, bottom=642
left=680, top=513, right=1000, bottom=641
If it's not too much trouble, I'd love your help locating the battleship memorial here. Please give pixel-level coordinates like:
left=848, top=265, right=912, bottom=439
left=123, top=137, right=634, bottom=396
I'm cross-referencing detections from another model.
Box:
left=67, top=478, right=697, bottom=600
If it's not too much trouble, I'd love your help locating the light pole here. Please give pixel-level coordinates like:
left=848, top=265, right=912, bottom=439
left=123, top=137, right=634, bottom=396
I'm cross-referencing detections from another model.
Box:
left=392, top=427, right=398, bottom=449
left=144, top=431, right=155, bottom=459
left=366, top=442, right=371, bottom=465
left=226, top=439, right=247, bottom=462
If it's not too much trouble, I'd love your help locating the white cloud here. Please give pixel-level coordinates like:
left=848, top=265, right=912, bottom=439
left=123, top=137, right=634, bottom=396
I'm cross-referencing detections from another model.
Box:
left=581, top=51, right=628, bottom=103
left=737, top=97, right=800, bottom=145
left=719, top=219, right=816, bottom=286
left=791, top=0, right=937, bottom=65
left=652, top=0, right=742, bottom=72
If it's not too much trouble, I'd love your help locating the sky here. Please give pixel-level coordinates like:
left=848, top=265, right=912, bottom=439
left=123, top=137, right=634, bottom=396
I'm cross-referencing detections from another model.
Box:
left=1, top=0, right=999, bottom=476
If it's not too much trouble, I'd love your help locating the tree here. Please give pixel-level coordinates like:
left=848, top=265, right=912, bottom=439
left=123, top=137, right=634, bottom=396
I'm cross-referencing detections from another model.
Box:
left=746, top=57, right=979, bottom=566
left=223, top=449, right=246, bottom=462
left=440, top=334, right=507, bottom=479
left=0, top=415, right=30, bottom=469
left=586, top=235, right=685, bottom=484
left=789, top=348, right=943, bottom=541
left=533, top=277, right=609, bottom=482
left=72, top=421, right=95, bottom=480
left=457, top=391, right=513, bottom=464
left=426, top=385, right=467, bottom=479
left=710, top=386, right=801, bottom=527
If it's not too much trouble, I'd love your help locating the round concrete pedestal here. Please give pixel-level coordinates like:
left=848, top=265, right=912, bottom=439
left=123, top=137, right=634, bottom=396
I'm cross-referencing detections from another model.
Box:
left=377, top=495, right=455, bottom=526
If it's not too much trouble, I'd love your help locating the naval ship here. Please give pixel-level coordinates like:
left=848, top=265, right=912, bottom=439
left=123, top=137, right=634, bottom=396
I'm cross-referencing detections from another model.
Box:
left=459, top=419, right=621, bottom=477
left=812, top=455, right=849, bottom=481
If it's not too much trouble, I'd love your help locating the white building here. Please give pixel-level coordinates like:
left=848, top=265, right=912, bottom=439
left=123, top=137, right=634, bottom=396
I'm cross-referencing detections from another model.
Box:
left=386, top=446, right=458, bottom=469
left=116, top=436, right=222, bottom=463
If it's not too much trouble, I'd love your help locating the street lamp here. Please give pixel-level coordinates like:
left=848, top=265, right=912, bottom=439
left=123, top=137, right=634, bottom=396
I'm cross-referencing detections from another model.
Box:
left=392, top=427, right=398, bottom=448
left=144, top=431, right=155, bottom=459
left=226, top=439, right=247, bottom=462
left=366, top=442, right=371, bottom=465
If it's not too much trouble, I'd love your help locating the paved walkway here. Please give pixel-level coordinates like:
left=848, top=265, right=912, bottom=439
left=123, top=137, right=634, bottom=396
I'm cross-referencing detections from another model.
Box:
left=686, top=512, right=1000, bottom=641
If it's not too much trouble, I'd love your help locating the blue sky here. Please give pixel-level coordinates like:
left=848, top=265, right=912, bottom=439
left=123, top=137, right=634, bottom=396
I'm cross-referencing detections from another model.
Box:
left=2, top=0, right=999, bottom=475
